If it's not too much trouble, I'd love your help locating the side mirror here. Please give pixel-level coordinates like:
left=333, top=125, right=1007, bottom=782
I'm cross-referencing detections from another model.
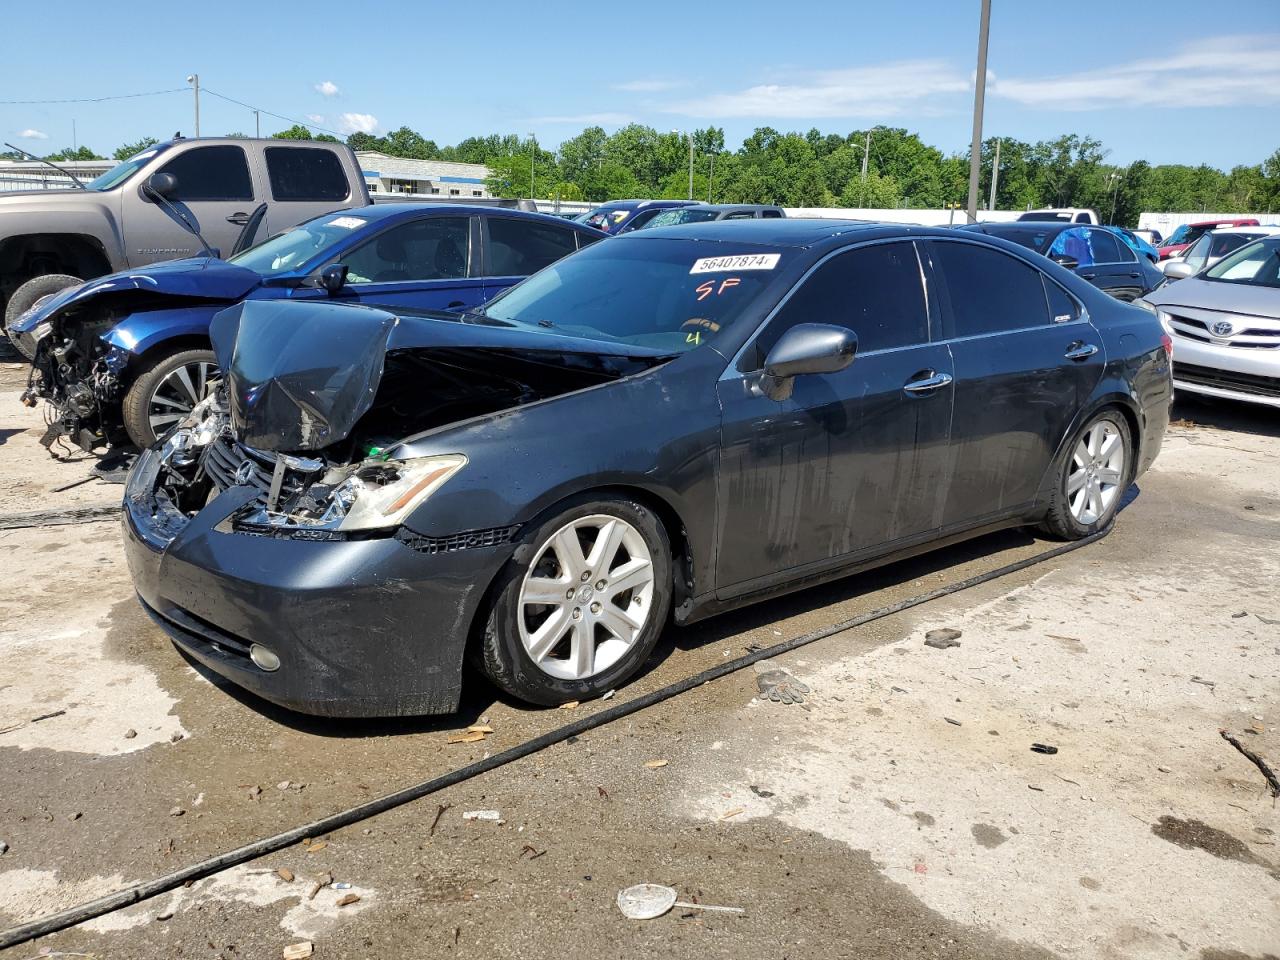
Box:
left=144, top=172, right=178, bottom=200
left=320, top=263, right=349, bottom=295
left=1050, top=254, right=1079, bottom=271
left=1161, top=260, right=1194, bottom=280
left=759, top=323, right=857, bottom=401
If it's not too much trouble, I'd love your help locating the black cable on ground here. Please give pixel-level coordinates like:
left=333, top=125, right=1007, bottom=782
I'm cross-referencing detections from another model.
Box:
left=0, top=526, right=1109, bottom=949
left=0, top=504, right=121, bottom=531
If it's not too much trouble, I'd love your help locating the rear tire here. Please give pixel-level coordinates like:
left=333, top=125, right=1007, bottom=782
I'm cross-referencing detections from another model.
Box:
left=4, top=273, right=83, bottom=360
left=477, top=494, right=672, bottom=706
left=121, top=347, right=219, bottom=448
left=1040, top=409, right=1132, bottom=540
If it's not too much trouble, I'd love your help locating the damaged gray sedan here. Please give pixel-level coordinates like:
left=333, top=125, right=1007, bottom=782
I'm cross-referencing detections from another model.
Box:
left=122, top=220, right=1170, bottom=716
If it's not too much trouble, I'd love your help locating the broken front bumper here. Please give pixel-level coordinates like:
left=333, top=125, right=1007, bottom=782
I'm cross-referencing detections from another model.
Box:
left=122, top=446, right=513, bottom=717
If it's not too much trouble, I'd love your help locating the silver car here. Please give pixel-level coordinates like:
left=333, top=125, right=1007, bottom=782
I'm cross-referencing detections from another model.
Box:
left=1139, top=237, right=1280, bottom=408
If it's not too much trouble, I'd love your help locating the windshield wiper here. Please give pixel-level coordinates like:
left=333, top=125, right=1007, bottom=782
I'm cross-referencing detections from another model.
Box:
left=3, top=142, right=86, bottom=188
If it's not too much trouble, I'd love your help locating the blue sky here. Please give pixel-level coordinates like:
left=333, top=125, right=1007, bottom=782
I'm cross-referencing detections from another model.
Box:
left=2, top=0, right=1276, bottom=169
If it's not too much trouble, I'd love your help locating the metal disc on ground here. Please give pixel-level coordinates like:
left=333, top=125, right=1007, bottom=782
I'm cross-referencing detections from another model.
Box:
left=616, top=883, right=678, bottom=919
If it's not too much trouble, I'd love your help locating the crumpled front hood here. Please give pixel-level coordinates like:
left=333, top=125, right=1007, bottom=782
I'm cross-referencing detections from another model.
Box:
left=1147, top=277, right=1280, bottom=321
left=210, top=299, right=672, bottom=453
left=9, top=257, right=262, bottom=335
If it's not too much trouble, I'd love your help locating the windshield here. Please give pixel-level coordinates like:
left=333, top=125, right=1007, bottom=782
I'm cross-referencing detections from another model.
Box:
left=83, top=145, right=170, bottom=191
left=479, top=239, right=792, bottom=352
left=972, top=225, right=1053, bottom=254
left=1018, top=211, right=1073, bottom=222
left=229, top=211, right=373, bottom=277
left=1202, top=238, right=1280, bottom=287
left=581, top=207, right=636, bottom=233
left=1186, top=233, right=1262, bottom=271
left=639, top=208, right=722, bottom=230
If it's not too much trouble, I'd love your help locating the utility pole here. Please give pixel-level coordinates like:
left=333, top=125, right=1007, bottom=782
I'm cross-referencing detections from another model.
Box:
left=187, top=74, right=200, bottom=137
left=254, top=110, right=260, bottom=138
left=687, top=132, right=694, bottom=201
left=860, top=129, right=872, bottom=206
left=707, top=152, right=715, bottom=203
left=71, top=119, right=77, bottom=156
left=1108, top=170, right=1122, bottom=224
left=987, top=137, right=1001, bottom=212
left=966, top=0, right=991, bottom=223
left=528, top=132, right=536, bottom=200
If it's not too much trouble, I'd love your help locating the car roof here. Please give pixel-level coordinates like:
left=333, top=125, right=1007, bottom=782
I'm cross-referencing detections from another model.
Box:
left=1190, top=218, right=1258, bottom=227
left=963, top=220, right=1076, bottom=238
left=325, top=203, right=598, bottom=230
left=1207, top=225, right=1280, bottom=235
left=590, top=199, right=702, bottom=211
left=614, top=217, right=968, bottom=248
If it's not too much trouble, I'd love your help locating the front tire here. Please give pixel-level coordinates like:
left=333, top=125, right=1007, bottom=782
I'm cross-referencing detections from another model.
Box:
left=1040, top=409, right=1132, bottom=540
left=477, top=494, right=672, bottom=706
left=121, top=348, right=219, bottom=448
left=4, top=273, right=84, bottom=360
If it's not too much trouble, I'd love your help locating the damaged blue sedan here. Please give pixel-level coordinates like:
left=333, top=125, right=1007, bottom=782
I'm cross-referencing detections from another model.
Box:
left=122, top=220, right=1171, bottom=717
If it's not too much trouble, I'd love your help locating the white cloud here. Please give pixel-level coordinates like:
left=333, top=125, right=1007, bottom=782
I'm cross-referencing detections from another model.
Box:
left=314, top=80, right=340, bottom=98
left=613, top=79, right=685, bottom=93
left=336, top=112, right=378, bottom=135
left=305, top=113, right=326, bottom=125
left=992, top=34, right=1280, bottom=110
left=529, top=112, right=636, bottom=126
left=17, top=128, right=48, bottom=139
left=660, top=60, right=969, bottom=119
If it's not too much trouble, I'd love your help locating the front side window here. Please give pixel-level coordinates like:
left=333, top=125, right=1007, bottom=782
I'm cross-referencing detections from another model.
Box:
left=751, top=242, right=928, bottom=366
left=265, top=147, right=349, bottom=202
left=932, top=241, right=1050, bottom=337
left=339, top=216, right=470, bottom=283
left=487, top=217, right=580, bottom=275
left=480, top=239, right=793, bottom=353
left=1203, top=238, right=1280, bottom=287
left=157, top=145, right=253, bottom=201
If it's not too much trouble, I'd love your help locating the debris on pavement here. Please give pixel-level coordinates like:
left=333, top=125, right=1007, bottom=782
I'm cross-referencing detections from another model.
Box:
left=1220, top=728, right=1280, bottom=797
left=602, top=690, right=616, bottom=701
left=754, top=660, right=810, bottom=704
left=616, top=883, right=745, bottom=920
left=644, top=759, right=669, bottom=769
left=123, top=728, right=137, bottom=739
left=462, top=810, right=502, bottom=821
left=520, top=843, right=546, bottom=860
left=559, top=701, right=580, bottom=710
left=307, top=872, right=333, bottom=900
left=749, top=785, right=775, bottom=798
left=305, top=840, right=328, bottom=853
left=429, top=802, right=451, bottom=836
left=337, top=892, right=361, bottom=907
left=0, top=841, right=8, bottom=855
left=276, top=868, right=295, bottom=882
left=282, top=942, right=314, bottom=959
left=447, top=729, right=488, bottom=744
left=0, top=708, right=68, bottom=735
left=944, top=717, right=962, bottom=726
left=719, top=807, right=745, bottom=820
left=169, top=806, right=185, bottom=817
left=1031, top=743, right=1059, bottom=755
left=924, top=628, right=963, bottom=649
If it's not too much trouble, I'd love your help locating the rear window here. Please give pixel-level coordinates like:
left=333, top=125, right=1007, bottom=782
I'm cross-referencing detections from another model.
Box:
left=265, top=147, right=350, bottom=202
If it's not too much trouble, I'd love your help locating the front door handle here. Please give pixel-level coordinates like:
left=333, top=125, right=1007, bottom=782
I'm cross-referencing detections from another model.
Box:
left=903, top=371, right=953, bottom=395
left=1064, top=342, right=1099, bottom=361
left=226, top=212, right=251, bottom=225
left=1079, top=272, right=1096, bottom=279
left=1128, top=272, right=1141, bottom=278
left=446, top=300, right=466, bottom=309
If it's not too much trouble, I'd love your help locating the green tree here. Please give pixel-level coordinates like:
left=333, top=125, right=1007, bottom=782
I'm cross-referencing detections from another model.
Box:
left=46, top=146, right=103, bottom=161
left=113, top=137, right=159, bottom=160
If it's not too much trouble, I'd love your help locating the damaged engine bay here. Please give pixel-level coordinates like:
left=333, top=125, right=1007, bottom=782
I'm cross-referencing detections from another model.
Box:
left=142, top=300, right=671, bottom=542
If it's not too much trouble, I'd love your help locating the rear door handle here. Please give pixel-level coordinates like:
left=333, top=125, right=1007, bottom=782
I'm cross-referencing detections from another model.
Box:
left=446, top=300, right=466, bottom=309
left=1127, top=272, right=1141, bottom=278
left=1079, top=272, right=1096, bottom=279
left=903, top=371, right=953, bottom=395
left=1064, top=342, right=1099, bottom=361
left=226, top=212, right=251, bottom=225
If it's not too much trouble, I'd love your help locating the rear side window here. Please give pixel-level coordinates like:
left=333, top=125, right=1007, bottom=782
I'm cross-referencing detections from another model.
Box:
left=265, top=147, right=349, bottom=201
left=158, top=145, right=252, bottom=201
left=1044, top=277, right=1079, bottom=324
left=762, top=208, right=784, bottom=218
left=487, top=217, right=580, bottom=275
left=576, top=230, right=604, bottom=249
left=753, top=241, right=928, bottom=366
left=932, top=241, right=1050, bottom=337
left=1087, top=229, right=1124, bottom=263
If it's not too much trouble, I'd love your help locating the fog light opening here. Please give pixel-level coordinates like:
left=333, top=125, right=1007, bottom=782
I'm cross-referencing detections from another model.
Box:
left=249, top=643, right=281, bottom=672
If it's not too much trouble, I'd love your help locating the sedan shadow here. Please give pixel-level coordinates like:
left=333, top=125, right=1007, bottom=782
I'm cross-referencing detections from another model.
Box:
left=1172, top=395, right=1280, bottom=439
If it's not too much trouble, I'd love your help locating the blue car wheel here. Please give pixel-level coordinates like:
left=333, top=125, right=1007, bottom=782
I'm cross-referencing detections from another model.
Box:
left=122, top=347, right=220, bottom=448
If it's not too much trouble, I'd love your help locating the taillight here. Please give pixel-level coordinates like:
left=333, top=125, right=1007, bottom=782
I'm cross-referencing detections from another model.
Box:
left=1161, top=333, right=1173, bottom=358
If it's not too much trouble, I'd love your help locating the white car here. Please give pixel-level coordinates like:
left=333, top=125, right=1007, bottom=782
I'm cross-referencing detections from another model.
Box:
left=1140, top=236, right=1280, bottom=408
left=1162, top=226, right=1280, bottom=280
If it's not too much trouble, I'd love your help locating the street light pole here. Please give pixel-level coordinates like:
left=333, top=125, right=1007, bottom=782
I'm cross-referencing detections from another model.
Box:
left=707, top=152, right=715, bottom=203
left=965, top=0, right=991, bottom=223
left=528, top=132, right=536, bottom=200
left=687, top=132, right=694, bottom=201
left=254, top=110, right=260, bottom=138
left=186, top=74, right=200, bottom=137
left=987, top=137, right=1001, bottom=212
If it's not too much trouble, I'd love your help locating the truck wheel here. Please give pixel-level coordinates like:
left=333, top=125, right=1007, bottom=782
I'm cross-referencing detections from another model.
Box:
left=3, top=274, right=83, bottom=360
left=122, top=348, right=219, bottom=448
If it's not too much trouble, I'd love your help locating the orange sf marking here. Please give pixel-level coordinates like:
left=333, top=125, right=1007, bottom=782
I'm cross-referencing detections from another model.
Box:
left=718, top=277, right=740, bottom=295
left=695, top=280, right=715, bottom=301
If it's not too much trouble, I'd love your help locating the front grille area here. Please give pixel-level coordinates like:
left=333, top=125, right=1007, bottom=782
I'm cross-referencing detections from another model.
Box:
left=202, top=435, right=276, bottom=493
left=1173, top=362, right=1280, bottom=398
left=1167, top=313, right=1280, bottom=349
left=397, top=525, right=521, bottom=555
left=154, top=603, right=253, bottom=661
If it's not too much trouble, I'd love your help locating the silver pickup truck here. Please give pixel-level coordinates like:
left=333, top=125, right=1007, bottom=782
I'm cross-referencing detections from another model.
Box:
left=1, top=137, right=369, bottom=349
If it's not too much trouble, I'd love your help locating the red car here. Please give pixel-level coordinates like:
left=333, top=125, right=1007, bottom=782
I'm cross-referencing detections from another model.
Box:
left=1158, top=218, right=1260, bottom=260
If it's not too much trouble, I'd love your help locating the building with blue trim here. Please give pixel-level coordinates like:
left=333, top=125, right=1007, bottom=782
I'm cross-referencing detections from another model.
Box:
left=355, top=151, right=493, bottom=198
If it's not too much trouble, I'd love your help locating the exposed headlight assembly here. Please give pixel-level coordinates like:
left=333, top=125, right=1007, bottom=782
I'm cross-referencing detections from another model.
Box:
left=326, top=454, right=468, bottom=531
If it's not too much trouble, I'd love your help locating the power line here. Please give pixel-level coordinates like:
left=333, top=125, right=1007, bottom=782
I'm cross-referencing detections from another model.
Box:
left=201, top=87, right=348, bottom=139
left=0, top=87, right=187, bottom=105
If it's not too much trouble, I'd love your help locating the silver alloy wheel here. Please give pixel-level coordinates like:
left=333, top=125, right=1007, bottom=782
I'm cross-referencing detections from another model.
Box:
left=148, top=361, right=220, bottom=435
left=1067, top=419, right=1125, bottom=525
left=518, top=514, right=655, bottom=681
